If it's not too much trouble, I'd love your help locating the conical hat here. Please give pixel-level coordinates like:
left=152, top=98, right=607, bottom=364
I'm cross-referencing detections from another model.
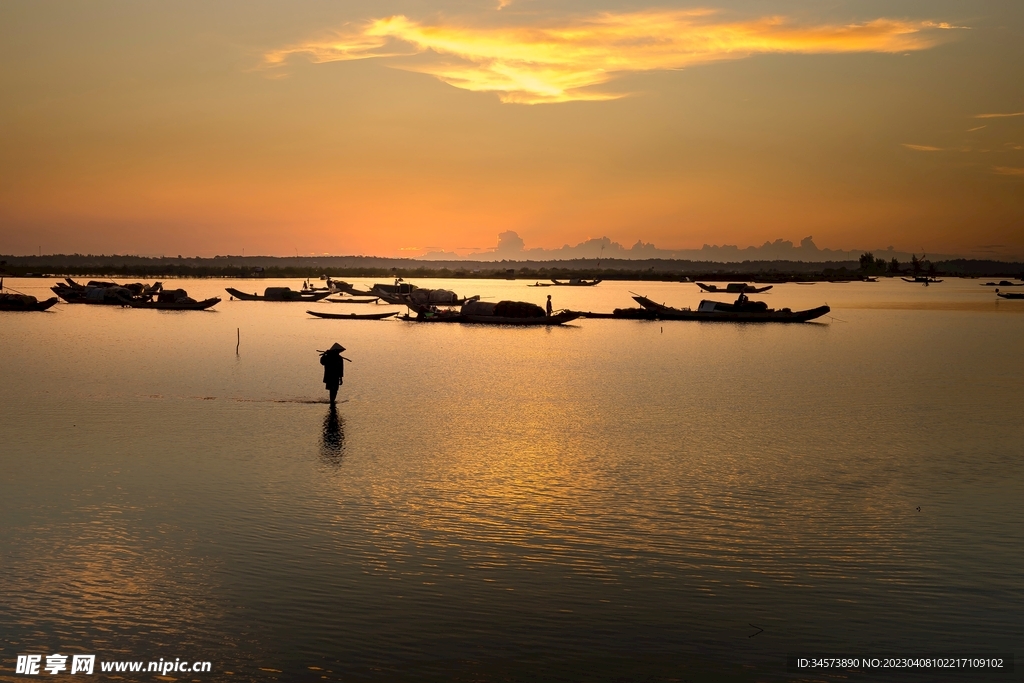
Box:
left=329, top=342, right=346, bottom=352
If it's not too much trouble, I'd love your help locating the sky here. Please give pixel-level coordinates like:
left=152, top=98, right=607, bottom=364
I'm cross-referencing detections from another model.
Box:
left=1, top=0, right=1022, bottom=259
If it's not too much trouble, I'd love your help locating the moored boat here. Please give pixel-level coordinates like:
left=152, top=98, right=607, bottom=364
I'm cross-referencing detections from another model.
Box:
left=130, top=297, right=220, bottom=310
left=0, top=292, right=59, bottom=311
left=326, top=297, right=380, bottom=304
left=696, top=282, right=773, bottom=293
left=902, top=276, right=942, bottom=283
left=226, top=287, right=331, bottom=302
left=996, top=289, right=1024, bottom=300
left=307, top=310, right=398, bottom=320
left=550, top=278, right=601, bottom=286
left=632, top=295, right=829, bottom=322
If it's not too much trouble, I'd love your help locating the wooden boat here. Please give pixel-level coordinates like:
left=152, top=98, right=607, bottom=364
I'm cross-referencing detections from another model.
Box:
left=983, top=281, right=1023, bottom=287
left=307, top=310, right=398, bottom=320
left=0, top=293, right=59, bottom=311
left=632, top=295, right=829, bottom=322
left=996, top=290, right=1024, bottom=299
left=226, top=287, right=331, bottom=302
left=902, top=277, right=942, bottom=283
left=528, top=281, right=554, bottom=287
left=550, top=278, right=601, bottom=286
left=326, top=297, right=380, bottom=304
left=461, top=311, right=581, bottom=325
left=129, top=297, right=220, bottom=310
left=330, top=281, right=377, bottom=297
left=402, top=311, right=580, bottom=325
left=696, top=282, right=773, bottom=293
left=567, top=308, right=657, bottom=320
left=53, top=278, right=163, bottom=305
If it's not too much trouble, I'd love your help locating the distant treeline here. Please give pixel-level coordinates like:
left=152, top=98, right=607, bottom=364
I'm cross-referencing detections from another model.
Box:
left=1, top=254, right=1022, bottom=281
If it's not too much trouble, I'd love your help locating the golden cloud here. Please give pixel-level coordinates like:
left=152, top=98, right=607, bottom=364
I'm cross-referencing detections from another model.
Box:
left=266, top=11, right=957, bottom=104
left=902, top=143, right=944, bottom=152
left=993, top=166, right=1024, bottom=176
left=974, top=111, right=1024, bottom=119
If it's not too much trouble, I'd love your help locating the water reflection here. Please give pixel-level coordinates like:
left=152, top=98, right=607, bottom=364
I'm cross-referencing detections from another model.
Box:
left=320, top=406, right=346, bottom=465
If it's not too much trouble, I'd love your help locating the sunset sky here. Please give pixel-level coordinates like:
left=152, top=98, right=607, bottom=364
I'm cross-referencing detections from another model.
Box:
left=1, top=0, right=1022, bottom=259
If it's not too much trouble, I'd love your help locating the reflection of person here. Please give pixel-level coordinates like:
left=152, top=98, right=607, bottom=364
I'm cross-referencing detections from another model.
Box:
left=546, top=295, right=553, bottom=317
left=319, top=342, right=349, bottom=404
left=320, top=405, right=345, bottom=463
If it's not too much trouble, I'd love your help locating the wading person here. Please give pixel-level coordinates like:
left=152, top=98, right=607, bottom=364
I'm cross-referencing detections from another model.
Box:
left=319, top=342, right=349, bottom=404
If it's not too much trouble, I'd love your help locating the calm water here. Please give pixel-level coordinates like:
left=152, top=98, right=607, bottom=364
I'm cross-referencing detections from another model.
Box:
left=1, top=277, right=1022, bottom=682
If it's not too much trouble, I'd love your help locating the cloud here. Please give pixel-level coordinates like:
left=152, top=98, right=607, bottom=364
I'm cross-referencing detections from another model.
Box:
left=993, top=166, right=1024, bottom=176
left=266, top=11, right=956, bottom=104
left=902, top=143, right=943, bottom=151
left=966, top=125, right=986, bottom=132
left=974, top=111, right=1024, bottom=119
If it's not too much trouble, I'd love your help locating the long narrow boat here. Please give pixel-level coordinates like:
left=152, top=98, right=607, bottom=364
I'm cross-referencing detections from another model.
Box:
left=0, top=294, right=59, bottom=311
left=326, top=297, right=380, bottom=304
left=983, top=281, right=1023, bottom=287
left=401, top=310, right=580, bottom=325
left=902, top=277, right=942, bottom=283
left=307, top=310, right=398, bottom=320
left=129, top=297, right=221, bottom=310
left=226, top=287, right=331, bottom=302
left=696, top=282, right=773, bottom=293
left=550, top=278, right=601, bottom=286
left=633, top=295, right=829, bottom=322
left=996, top=290, right=1024, bottom=300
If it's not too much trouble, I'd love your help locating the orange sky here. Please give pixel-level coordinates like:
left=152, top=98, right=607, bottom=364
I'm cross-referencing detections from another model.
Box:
left=1, top=0, right=1022, bottom=259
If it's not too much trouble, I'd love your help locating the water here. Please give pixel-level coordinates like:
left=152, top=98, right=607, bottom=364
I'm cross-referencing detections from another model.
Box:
left=1, top=277, right=1022, bottom=681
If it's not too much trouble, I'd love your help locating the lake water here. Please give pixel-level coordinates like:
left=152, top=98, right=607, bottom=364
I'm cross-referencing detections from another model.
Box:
left=1, top=277, right=1022, bottom=682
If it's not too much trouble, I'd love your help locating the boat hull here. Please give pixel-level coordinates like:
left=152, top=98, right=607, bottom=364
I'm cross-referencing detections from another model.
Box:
left=129, top=297, right=221, bottom=310
left=226, top=288, right=331, bottom=302
left=307, top=310, right=398, bottom=320
left=0, top=296, right=59, bottom=311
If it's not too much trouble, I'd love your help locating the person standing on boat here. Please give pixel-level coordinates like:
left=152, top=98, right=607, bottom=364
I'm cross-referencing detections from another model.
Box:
left=546, top=295, right=553, bottom=317
left=320, top=343, right=349, bottom=405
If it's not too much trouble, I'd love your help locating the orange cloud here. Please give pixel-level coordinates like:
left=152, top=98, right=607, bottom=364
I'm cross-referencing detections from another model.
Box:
left=267, top=11, right=956, bottom=104
left=974, top=111, right=1024, bottom=119
left=993, top=166, right=1024, bottom=176
left=902, top=143, right=944, bottom=152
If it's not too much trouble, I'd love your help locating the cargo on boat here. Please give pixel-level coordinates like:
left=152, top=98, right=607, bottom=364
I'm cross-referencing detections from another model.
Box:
left=632, top=294, right=829, bottom=322
left=696, top=282, right=773, bottom=293
left=52, top=278, right=162, bottom=305
left=226, top=287, right=331, bottom=302
left=0, top=292, right=59, bottom=311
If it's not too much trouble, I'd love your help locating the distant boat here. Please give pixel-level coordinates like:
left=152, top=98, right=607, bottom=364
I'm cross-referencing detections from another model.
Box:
left=307, top=310, right=398, bottom=320
left=983, top=281, right=1023, bottom=287
left=902, top=276, right=942, bottom=283
left=632, top=295, right=829, bottom=322
left=996, top=290, right=1024, bottom=300
left=53, top=277, right=162, bottom=305
left=696, top=282, right=773, bottom=293
left=404, top=299, right=580, bottom=325
left=550, top=278, right=602, bottom=286
left=226, top=287, right=331, bottom=302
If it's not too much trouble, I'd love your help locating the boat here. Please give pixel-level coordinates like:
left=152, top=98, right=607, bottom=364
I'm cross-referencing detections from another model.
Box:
left=696, top=282, right=773, bottom=293
left=326, top=297, right=380, bottom=304
left=0, top=292, right=59, bottom=311
left=983, top=281, right=1023, bottom=287
left=130, top=297, right=220, bottom=310
left=373, top=285, right=480, bottom=307
left=528, top=281, right=554, bottom=287
left=902, top=277, right=942, bottom=283
left=567, top=308, right=657, bottom=320
left=52, top=278, right=162, bottom=305
left=632, top=294, right=829, bottom=322
left=550, top=278, right=602, bottom=286
left=462, top=311, right=581, bottom=325
left=307, top=310, right=398, bottom=320
left=226, top=287, right=331, bottom=302
left=404, top=299, right=580, bottom=326
left=996, top=290, right=1024, bottom=300
left=330, top=281, right=377, bottom=297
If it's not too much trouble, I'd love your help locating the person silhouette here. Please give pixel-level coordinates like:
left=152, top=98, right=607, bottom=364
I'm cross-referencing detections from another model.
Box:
left=319, top=342, right=350, bottom=404
left=546, top=294, right=553, bottom=317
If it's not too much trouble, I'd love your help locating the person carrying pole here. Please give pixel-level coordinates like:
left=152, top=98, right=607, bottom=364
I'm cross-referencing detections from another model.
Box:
left=319, top=342, right=350, bottom=404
